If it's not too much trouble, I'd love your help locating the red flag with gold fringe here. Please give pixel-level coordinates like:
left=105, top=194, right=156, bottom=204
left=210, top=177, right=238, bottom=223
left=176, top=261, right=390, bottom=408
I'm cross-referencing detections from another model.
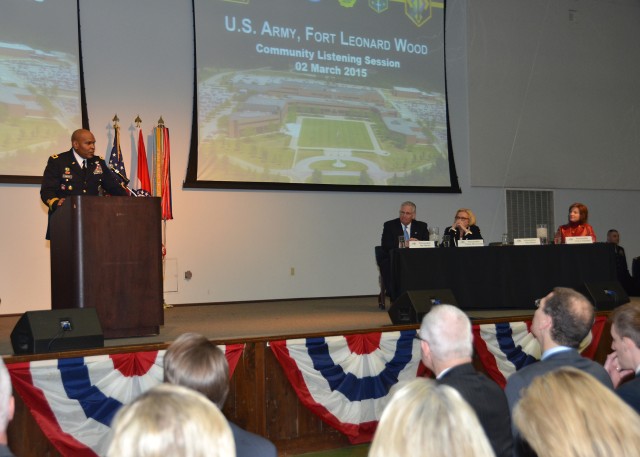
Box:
left=152, top=118, right=173, bottom=220
left=136, top=128, right=152, bottom=194
left=160, top=126, right=173, bottom=220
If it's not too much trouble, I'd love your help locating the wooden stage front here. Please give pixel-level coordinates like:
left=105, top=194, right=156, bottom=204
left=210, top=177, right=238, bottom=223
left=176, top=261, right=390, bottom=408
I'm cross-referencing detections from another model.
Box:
left=1, top=296, right=620, bottom=456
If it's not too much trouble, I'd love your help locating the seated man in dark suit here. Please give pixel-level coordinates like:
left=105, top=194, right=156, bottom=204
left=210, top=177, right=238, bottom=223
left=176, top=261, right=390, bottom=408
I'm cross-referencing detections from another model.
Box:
left=506, top=287, right=612, bottom=412
left=607, top=229, right=637, bottom=295
left=379, top=201, right=429, bottom=297
left=164, top=333, right=277, bottom=457
left=505, top=287, right=613, bottom=457
left=604, top=302, right=640, bottom=414
left=418, top=304, right=512, bottom=457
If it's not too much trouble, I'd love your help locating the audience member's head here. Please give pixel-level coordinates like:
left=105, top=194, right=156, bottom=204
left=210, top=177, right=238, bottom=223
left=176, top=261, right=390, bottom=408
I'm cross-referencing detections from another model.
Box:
left=368, top=378, right=495, bottom=457
left=568, top=202, right=589, bottom=224
left=418, top=304, right=473, bottom=375
left=513, top=367, right=640, bottom=457
left=107, top=383, right=235, bottom=457
left=163, top=332, right=229, bottom=409
left=0, top=359, right=14, bottom=444
left=610, top=302, right=640, bottom=370
left=532, top=287, right=594, bottom=350
left=606, top=229, right=620, bottom=244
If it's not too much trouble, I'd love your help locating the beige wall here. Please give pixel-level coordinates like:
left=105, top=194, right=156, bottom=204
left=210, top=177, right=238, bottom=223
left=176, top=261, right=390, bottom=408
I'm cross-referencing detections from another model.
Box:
left=0, top=0, right=638, bottom=315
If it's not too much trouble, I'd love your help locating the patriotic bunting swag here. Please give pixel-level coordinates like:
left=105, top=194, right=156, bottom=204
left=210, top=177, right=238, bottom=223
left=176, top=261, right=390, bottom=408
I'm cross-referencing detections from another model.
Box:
left=8, top=345, right=244, bottom=457
left=270, top=317, right=606, bottom=443
left=6, top=318, right=606, bottom=454
left=472, top=315, right=606, bottom=387
left=270, top=331, right=425, bottom=444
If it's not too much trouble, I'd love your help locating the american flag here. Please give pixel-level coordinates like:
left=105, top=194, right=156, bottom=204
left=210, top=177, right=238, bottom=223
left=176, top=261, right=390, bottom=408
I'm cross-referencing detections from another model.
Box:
left=108, top=125, right=128, bottom=184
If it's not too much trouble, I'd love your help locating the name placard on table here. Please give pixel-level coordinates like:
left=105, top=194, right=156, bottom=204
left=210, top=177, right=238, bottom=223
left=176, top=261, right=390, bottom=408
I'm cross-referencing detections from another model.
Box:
left=513, top=238, right=541, bottom=246
left=457, top=239, right=484, bottom=247
left=565, top=236, right=593, bottom=244
left=409, top=240, right=437, bottom=248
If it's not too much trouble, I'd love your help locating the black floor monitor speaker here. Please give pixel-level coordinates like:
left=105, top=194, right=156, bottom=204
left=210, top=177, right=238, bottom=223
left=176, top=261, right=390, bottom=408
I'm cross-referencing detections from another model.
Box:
left=388, top=289, right=458, bottom=325
left=11, top=308, right=104, bottom=355
left=583, top=281, right=630, bottom=311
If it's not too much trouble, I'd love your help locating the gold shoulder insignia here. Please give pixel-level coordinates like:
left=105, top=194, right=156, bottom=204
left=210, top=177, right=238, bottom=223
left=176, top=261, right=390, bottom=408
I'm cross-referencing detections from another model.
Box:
left=47, top=198, right=60, bottom=209
left=96, top=155, right=103, bottom=160
left=51, top=154, right=59, bottom=159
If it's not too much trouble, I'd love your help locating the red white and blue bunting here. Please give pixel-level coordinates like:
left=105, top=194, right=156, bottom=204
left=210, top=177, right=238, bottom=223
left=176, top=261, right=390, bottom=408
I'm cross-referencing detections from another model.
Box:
left=472, top=315, right=606, bottom=387
left=8, top=345, right=244, bottom=457
left=270, top=317, right=606, bottom=443
left=6, top=317, right=606, bottom=453
left=270, top=330, right=425, bottom=444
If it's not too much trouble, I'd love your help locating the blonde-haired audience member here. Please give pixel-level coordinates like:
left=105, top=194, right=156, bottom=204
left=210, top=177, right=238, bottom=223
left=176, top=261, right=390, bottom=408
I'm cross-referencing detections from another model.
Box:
left=369, top=378, right=495, bottom=457
left=107, top=383, right=235, bottom=457
left=513, top=367, right=640, bottom=457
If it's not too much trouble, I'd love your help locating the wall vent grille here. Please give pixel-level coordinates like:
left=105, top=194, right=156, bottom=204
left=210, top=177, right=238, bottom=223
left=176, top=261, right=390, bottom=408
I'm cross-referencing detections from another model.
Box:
left=506, top=190, right=554, bottom=240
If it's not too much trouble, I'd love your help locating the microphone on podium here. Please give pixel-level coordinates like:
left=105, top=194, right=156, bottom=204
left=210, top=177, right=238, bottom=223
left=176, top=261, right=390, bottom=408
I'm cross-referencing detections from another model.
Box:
left=109, top=166, right=141, bottom=197
left=110, top=166, right=130, bottom=185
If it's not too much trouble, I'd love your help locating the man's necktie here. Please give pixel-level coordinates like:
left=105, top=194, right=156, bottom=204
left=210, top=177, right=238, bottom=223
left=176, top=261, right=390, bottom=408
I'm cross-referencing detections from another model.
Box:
left=82, top=160, right=87, bottom=170
left=404, top=226, right=410, bottom=241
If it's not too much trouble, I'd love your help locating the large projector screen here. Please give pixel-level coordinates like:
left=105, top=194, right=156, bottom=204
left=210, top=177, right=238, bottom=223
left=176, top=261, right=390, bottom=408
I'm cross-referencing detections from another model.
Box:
left=186, top=0, right=459, bottom=192
left=0, top=0, right=83, bottom=183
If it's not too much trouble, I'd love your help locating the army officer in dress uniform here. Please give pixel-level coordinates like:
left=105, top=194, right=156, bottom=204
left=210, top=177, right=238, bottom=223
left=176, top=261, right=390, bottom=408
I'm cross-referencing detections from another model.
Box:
left=40, top=129, right=128, bottom=239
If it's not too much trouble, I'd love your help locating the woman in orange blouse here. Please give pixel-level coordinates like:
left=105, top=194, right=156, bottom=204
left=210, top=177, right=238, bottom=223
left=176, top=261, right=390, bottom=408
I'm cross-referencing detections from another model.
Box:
left=554, top=202, right=596, bottom=244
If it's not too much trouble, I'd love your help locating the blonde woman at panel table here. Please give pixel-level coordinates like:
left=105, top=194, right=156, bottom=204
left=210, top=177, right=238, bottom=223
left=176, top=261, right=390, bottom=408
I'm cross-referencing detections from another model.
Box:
left=442, top=208, right=482, bottom=246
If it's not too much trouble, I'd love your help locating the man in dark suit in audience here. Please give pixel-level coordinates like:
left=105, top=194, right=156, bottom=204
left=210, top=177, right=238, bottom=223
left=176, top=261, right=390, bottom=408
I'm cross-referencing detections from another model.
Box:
left=418, top=304, right=513, bottom=457
left=379, top=201, right=429, bottom=297
left=505, top=287, right=613, bottom=413
left=164, top=333, right=277, bottom=457
left=604, top=302, right=640, bottom=414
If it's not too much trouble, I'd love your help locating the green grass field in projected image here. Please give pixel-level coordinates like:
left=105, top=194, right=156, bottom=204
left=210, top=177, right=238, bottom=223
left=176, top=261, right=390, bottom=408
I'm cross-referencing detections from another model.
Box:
left=297, top=118, right=374, bottom=150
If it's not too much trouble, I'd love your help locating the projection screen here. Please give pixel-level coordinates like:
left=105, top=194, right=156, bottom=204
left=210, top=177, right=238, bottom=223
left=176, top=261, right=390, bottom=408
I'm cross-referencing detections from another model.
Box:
left=0, top=0, right=83, bottom=183
left=187, top=0, right=459, bottom=192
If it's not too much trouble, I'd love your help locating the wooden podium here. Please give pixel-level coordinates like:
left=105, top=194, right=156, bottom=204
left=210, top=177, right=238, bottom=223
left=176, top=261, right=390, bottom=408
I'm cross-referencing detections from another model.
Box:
left=49, top=196, right=164, bottom=338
